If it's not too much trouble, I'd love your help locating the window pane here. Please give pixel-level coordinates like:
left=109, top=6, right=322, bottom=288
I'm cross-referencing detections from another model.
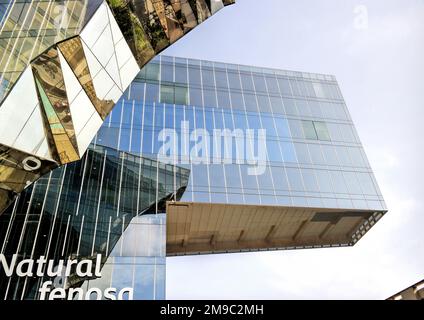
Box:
left=188, top=67, right=201, bottom=85
left=322, top=145, right=339, bottom=166
left=257, top=94, right=271, bottom=113
left=348, top=147, right=366, bottom=167
left=244, top=93, right=258, bottom=112
left=302, top=169, right=319, bottom=192
left=283, top=98, right=298, bottom=116
left=289, top=79, right=301, bottom=96
left=161, top=63, right=173, bottom=82
left=280, top=142, right=297, bottom=163
left=175, top=86, right=189, bottom=105
left=278, top=78, right=292, bottom=96
left=165, top=104, right=174, bottom=128
left=240, top=73, right=254, bottom=91
left=309, top=100, right=323, bottom=118
left=266, top=140, right=281, bottom=162
left=343, top=172, right=362, bottom=194
left=304, top=81, right=315, bottom=97
left=130, top=82, right=145, bottom=100
left=230, top=91, right=244, bottom=110
left=144, top=63, right=160, bottom=81
left=203, top=88, right=217, bottom=107
left=339, top=124, right=356, bottom=143
left=297, top=80, right=309, bottom=97
left=189, top=87, right=202, bottom=106
left=271, top=166, right=290, bottom=190
left=253, top=74, right=267, bottom=93
left=294, top=143, right=311, bottom=164
left=337, top=146, right=352, bottom=167
left=314, top=121, right=331, bottom=141
left=265, top=76, right=280, bottom=94
left=315, top=170, right=333, bottom=193
left=202, top=68, right=215, bottom=87
left=288, top=119, right=304, bottom=139
left=286, top=168, right=304, bottom=191
left=145, top=83, right=159, bottom=102
left=175, top=64, right=188, bottom=84
left=227, top=72, right=241, bottom=90
left=296, top=99, right=311, bottom=117
left=160, top=85, right=174, bottom=104
left=215, top=70, right=228, bottom=89
left=233, top=112, right=247, bottom=129
left=302, top=120, right=318, bottom=140
left=313, top=82, right=326, bottom=98
left=327, top=123, right=341, bottom=141
left=224, top=164, right=242, bottom=189
left=330, top=171, right=348, bottom=194
left=275, top=117, right=290, bottom=138
left=260, top=116, right=275, bottom=136
left=270, top=96, right=284, bottom=114
left=357, top=172, right=377, bottom=195
left=308, top=144, right=325, bottom=165
left=217, top=90, right=231, bottom=109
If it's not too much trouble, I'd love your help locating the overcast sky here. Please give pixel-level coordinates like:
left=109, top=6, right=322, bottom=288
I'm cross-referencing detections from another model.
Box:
left=162, top=0, right=424, bottom=299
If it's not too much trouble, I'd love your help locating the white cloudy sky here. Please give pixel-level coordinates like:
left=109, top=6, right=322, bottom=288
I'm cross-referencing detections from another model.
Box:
left=162, top=0, right=424, bottom=299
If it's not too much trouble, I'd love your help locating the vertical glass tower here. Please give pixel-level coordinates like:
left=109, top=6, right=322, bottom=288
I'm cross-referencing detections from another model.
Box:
left=0, top=55, right=386, bottom=300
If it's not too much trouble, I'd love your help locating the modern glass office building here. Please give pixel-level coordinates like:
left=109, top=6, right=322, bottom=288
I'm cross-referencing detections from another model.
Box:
left=0, top=55, right=387, bottom=300
left=104, top=55, right=387, bottom=254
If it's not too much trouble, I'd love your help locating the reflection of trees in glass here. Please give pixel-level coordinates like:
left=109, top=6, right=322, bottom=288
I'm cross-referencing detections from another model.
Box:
left=188, top=0, right=198, bottom=19
left=106, top=0, right=169, bottom=65
left=131, top=0, right=170, bottom=52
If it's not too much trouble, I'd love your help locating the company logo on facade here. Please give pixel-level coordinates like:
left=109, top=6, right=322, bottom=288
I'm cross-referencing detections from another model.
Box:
left=0, top=254, right=133, bottom=300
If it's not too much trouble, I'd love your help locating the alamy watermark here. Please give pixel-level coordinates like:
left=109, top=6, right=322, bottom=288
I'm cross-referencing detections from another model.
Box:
left=157, top=121, right=268, bottom=176
left=354, top=5, right=369, bottom=30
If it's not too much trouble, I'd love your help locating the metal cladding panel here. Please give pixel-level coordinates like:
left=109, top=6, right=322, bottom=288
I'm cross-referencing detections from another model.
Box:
left=166, top=202, right=385, bottom=255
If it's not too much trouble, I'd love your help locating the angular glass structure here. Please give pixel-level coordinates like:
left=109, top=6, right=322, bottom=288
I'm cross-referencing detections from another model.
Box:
left=103, top=56, right=387, bottom=254
left=0, top=0, right=234, bottom=216
left=0, top=145, right=189, bottom=300
left=0, top=55, right=387, bottom=300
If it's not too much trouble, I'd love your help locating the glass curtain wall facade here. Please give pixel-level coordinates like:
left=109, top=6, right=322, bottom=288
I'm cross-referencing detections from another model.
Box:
left=99, top=55, right=386, bottom=212
left=0, top=145, right=189, bottom=300
left=0, top=54, right=387, bottom=299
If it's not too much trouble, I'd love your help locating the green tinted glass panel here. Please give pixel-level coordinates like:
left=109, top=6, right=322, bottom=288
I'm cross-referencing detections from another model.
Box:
left=302, top=120, right=317, bottom=140
left=160, top=85, right=174, bottom=104
left=175, top=86, right=189, bottom=105
left=314, top=121, right=331, bottom=141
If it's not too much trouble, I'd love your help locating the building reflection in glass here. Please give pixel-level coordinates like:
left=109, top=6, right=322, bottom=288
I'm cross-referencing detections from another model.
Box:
left=0, top=145, right=189, bottom=300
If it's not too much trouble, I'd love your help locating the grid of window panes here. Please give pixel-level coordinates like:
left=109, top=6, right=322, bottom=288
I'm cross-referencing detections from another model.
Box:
left=0, top=145, right=188, bottom=300
left=82, top=214, right=167, bottom=300
left=95, top=55, right=386, bottom=211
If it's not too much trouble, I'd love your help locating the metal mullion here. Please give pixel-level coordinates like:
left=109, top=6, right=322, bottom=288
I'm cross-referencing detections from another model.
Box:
left=21, top=170, right=52, bottom=300
left=91, top=150, right=107, bottom=256
left=251, top=70, right=278, bottom=204
left=274, top=74, right=298, bottom=206
left=75, top=149, right=89, bottom=216
left=136, top=82, right=147, bottom=214
left=234, top=64, right=254, bottom=204
left=116, top=152, right=125, bottom=218
left=1, top=194, right=20, bottom=254
left=16, top=181, right=38, bottom=254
